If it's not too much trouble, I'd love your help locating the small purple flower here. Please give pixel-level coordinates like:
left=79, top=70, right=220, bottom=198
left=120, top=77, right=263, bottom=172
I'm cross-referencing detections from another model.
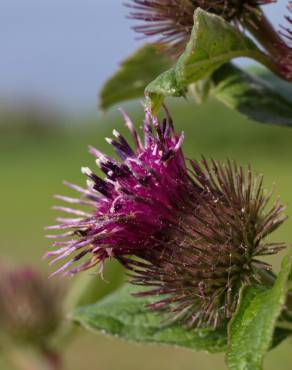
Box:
left=46, top=109, right=287, bottom=328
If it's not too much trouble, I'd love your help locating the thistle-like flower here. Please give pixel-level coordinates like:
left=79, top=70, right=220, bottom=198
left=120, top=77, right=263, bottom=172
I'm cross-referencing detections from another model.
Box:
left=46, top=109, right=287, bottom=328
left=0, top=264, right=63, bottom=345
left=126, top=0, right=292, bottom=81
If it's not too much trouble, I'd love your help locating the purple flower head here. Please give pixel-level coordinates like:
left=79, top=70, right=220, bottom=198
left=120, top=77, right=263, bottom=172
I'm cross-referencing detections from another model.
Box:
left=126, top=0, right=292, bottom=81
left=0, top=263, right=63, bottom=345
left=46, top=108, right=186, bottom=276
left=46, top=109, right=287, bottom=328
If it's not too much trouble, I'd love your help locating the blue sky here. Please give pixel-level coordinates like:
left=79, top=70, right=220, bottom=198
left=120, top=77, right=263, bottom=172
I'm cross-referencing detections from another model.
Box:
left=0, top=1, right=288, bottom=112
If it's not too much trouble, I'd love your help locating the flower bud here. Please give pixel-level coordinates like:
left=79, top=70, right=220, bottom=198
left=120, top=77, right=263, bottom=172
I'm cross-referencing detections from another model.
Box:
left=0, top=264, right=63, bottom=345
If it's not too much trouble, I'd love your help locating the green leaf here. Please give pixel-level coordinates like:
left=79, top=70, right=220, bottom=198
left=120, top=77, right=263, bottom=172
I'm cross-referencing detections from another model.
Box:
left=71, top=284, right=227, bottom=353
left=100, top=44, right=172, bottom=111
left=247, top=66, right=292, bottom=105
left=211, top=63, right=292, bottom=126
left=271, top=327, right=292, bottom=350
left=226, top=251, right=292, bottom=370
left=146, top=8, right=270, bottom=113
left=52, top=261, right=124, bottom=347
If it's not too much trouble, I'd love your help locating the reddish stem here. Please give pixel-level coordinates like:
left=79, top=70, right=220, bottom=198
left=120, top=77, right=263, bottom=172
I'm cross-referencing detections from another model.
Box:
left=244, top=10, right=292, bottom=81
left=42, top=347, right=62, bottom=370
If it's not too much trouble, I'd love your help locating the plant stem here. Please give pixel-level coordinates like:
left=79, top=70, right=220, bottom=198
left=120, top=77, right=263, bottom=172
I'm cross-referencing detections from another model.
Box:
left=244, top=10, right=292, bottom=81
left=7, top=346, right=62, bottom=370
left=41, top=347, right=62, bottom=370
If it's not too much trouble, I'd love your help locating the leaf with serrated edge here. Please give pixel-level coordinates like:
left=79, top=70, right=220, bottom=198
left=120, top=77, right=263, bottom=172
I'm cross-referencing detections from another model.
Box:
left=99, top=44, right=172, bottom=111
left=226, top=251, right=292, bottom=370
left=146, top=8, right=270, bottom=113
left=71, top=284, right=227, bottom=353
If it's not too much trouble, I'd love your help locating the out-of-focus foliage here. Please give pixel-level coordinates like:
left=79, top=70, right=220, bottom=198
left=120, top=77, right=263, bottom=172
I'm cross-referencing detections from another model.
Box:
left=211, top=64, right=292, bottom=126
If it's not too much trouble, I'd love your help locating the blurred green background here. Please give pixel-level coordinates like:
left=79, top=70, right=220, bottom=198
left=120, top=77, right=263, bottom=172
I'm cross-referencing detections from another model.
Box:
left=0, top=99, right=292, bottom=369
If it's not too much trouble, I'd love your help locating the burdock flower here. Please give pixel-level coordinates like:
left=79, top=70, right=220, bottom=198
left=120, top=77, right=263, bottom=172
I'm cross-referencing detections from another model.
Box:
left=126, top=0, right=292, bottom=81
left=46, top=108, right=287, bottom=328
left=0, top=264, right=63, bottom=345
